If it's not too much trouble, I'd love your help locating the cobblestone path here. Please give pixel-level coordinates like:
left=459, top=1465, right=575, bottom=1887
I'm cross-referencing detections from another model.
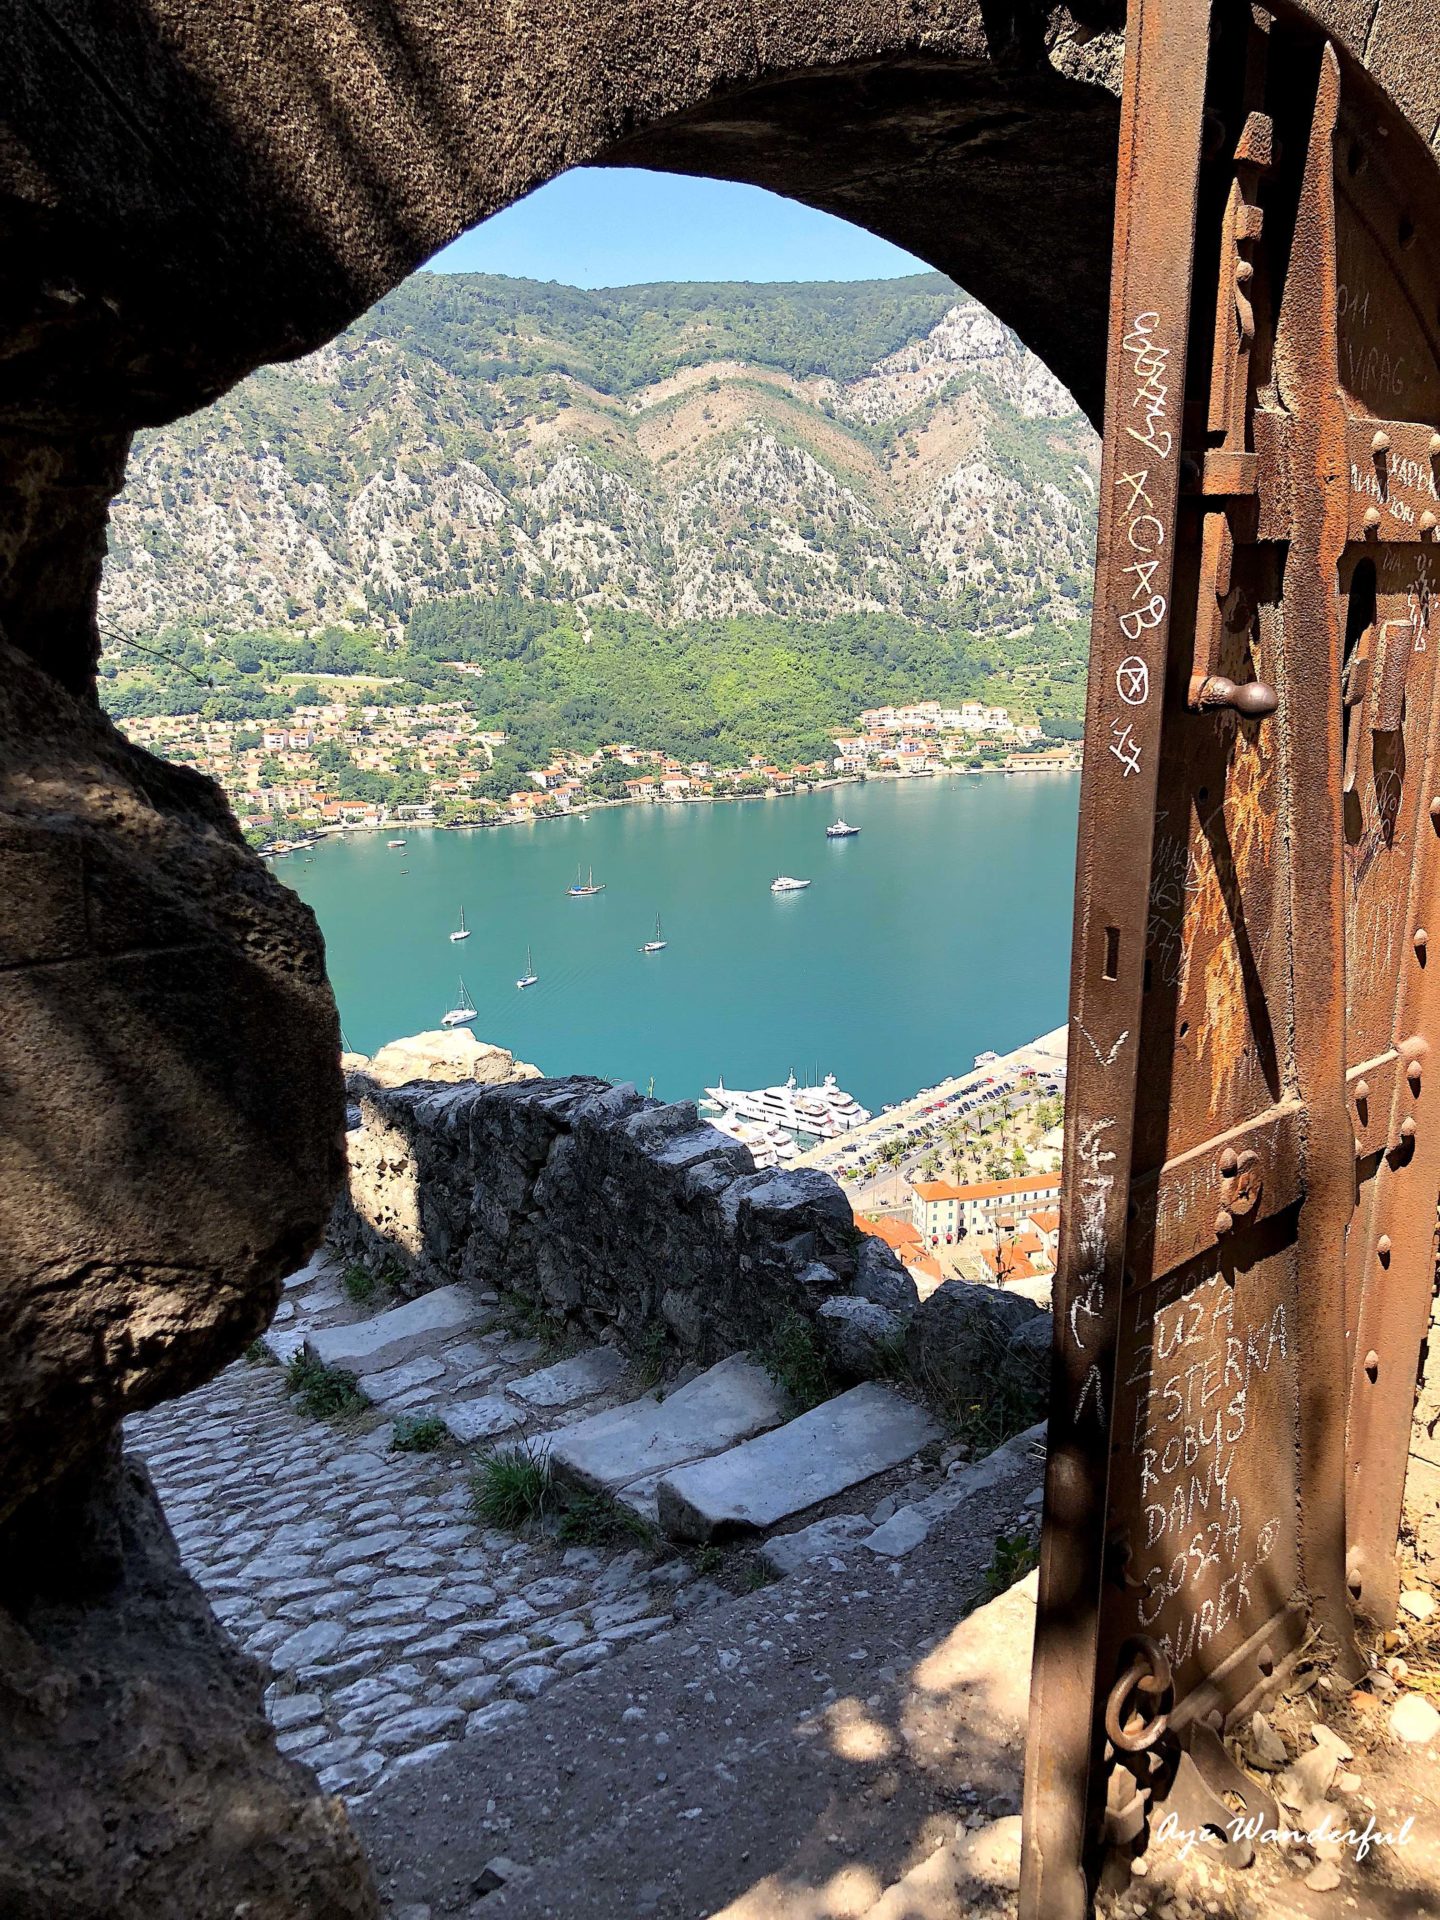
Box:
left=128, top=1356, right=706, bottom=1804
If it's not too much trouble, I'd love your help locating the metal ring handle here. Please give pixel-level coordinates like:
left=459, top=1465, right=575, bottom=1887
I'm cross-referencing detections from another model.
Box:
left=1104, top=1636, right=1174, bottom=1753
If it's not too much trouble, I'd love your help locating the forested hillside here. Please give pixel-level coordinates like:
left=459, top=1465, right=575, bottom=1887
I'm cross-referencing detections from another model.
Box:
left=100, top=272, right=1098, bottom=641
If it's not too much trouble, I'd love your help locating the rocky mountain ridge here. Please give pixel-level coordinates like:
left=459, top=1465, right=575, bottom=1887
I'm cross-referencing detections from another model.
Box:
left=100, top=273, right=1099, bottom=640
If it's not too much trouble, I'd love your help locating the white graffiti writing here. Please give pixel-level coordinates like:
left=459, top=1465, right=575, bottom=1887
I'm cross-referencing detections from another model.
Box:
left=1122, top=312, right=1174, bottom=459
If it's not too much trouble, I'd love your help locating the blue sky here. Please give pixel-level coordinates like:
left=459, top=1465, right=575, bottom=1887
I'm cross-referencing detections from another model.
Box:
left=424, top=168, right=931, bottom=286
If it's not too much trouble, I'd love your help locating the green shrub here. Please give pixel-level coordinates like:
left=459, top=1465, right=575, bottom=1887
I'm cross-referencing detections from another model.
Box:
left=632, top=1321, right=668, bottom=1391
left=555, top=1490, right=656, bottom=1548
left=503, top=1296, right=566, bottom=1352
left=470, top=1442, right=551, bottom=1528
left=390, top=1413, right=448, bottom=1453
left=343, top=1263, right=385, bottom=1306
left=761, top=1310, right=833, bottom=1411
left=285, top=1351, right=364, bottom=1419
left=984, top=1526, right=1040, bottom=1597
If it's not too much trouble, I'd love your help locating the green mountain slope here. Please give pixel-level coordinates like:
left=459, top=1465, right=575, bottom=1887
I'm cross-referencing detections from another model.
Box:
left=100, top=272, right=1099, bottom=639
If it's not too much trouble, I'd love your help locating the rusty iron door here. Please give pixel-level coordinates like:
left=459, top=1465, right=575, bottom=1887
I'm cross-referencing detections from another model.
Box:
left=1020, top=3, right=1440, bottom=1913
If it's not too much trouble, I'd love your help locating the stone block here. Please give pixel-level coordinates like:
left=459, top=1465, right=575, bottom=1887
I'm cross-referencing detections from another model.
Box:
left=305, top=1287, right=484, bottom=1374
left=506, top=1346, right=628, bottom=1408
left=441, top=1396, right=522, bottom=1444
left=656, top=1384, right=941, bottom=1542
left=760, top=1513, right=873, bottom=1576
left=548, top=1354, right=791, bottom=1495
left=357, top=1354, right=447, bottom=1405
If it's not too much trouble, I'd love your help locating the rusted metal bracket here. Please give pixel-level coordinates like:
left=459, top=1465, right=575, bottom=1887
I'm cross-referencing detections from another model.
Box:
left=1022, top=0, right=1440, bottom=1910
left=1019, top=1, right=1217, bottom=1914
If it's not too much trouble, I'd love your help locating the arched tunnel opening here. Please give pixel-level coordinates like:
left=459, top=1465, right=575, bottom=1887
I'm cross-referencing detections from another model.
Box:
left=7, top=2, right=1440, bottom=1916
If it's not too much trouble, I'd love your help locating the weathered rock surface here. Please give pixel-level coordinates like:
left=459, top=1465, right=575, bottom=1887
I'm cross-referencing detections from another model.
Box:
left=655, top=1383, right=941, bottom=1542
left=816, top=1295, right=907, bottom=1380
left=332, top=1076, right=911, bottom=1365
left=904, top=1281, right=1047, bottom=1415
left=0, top=1447, right=377, bottom=1919
left=352, top=1030, right=541, bottom=1090
left=507, top=1346, right=629, bottom=1408
left=0, top=636, right=343, bottom=1528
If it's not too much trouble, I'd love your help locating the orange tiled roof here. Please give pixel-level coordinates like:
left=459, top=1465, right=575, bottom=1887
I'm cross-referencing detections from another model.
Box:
left=857, top=1214, right=922, bottom=1253
left=915, top=1173, right=1060, bottom=1204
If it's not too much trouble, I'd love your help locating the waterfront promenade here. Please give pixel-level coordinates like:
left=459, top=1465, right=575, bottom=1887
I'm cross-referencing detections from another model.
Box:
left=794, top=1024, right=1069, bottom=1188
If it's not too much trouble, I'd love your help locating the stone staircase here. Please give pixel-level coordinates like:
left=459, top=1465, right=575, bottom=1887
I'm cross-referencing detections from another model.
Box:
left=129, top=1251, right=1045, bottom=1822
left=267, top=1254, right=979, bottom=1562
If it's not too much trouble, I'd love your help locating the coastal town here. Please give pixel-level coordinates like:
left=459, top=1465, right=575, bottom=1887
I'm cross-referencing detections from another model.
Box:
left=703, top=1027, right=1068, bottom=1308
left=120, top=694, right=1081, bottom=847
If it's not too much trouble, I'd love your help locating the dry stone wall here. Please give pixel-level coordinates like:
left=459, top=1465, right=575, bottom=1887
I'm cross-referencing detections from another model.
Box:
left=334, top=1072, right=917, bottom=1364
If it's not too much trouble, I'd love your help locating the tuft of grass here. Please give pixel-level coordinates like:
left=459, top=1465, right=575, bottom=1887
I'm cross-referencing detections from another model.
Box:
left=555, top=1490, right=657, bottom=1548
left=632, top=1320, right=668, bottom=1392
left=343, top=1262, right=385, bottom=1307
left=984, top=1526, right=1040, bottom=1597
left=470, top=1442, right=552, bottom=1529
left=743, top=1559, right=778, bottom=1592
left=692, top=1544, right=725, bottom=1578
left=244, top=1339, right=274, bottom=1366
left=390, top=1413, right=449, bottom=1453
left=503, top=1295, right=567, bottom=1353
left=761, top=1309, right=833, bottom=1412
left=873, top=1325, right=912, bottom=1383
left=285, top=1351, right=364, bottom=1420
left=905, top=1308, right=1043, bottom=1453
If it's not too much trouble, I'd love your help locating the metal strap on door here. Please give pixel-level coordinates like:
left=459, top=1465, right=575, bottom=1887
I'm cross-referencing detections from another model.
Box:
left=1019, top=3, right=1440, bottom=1913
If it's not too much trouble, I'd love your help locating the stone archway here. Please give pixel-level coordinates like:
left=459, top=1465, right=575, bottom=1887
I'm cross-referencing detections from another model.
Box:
left=4, top=2, right=1440, bottom=1914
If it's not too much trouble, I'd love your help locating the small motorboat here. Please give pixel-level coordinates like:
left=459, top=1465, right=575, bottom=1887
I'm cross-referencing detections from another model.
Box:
left=770, top=876, right=812, bottom=893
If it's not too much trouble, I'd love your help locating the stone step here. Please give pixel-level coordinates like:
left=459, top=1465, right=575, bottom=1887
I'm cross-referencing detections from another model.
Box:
left=507, top=1347, right=630, bottom=1408
left=655, top=1382, right=941, bottom=1544
left=303, top=1285, right=488, bottom=1375
left=547, top=1354, right=791, bottom=1498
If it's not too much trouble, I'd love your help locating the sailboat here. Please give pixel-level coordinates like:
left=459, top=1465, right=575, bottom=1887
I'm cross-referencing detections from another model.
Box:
left=567, top=864, right=605, bottom=896
left=516, top=946, right=539, bottom=990
left=449, top=905, right=471, bottom=943
left=442, top=977, right=478, bottom=1027
left=640, top=913, right=667, bottom=955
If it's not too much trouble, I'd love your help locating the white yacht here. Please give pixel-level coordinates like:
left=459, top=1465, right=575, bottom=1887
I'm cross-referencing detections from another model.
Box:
left=770, top=875, right=811, bottom=893
left=700, top=1071, right=871, bottom=1144
left=442, top=977, right=478, bottom=1027
left=516, top=946, right=538, bottom=990
left=450, top=906, right=471, bottom=943
left=705, top=1112, right=800, bottom=1171
left=568, top=865, right=605, bottom=896
left=388, top=838, right=406, bottom=848
left=826, top=818, right=860, bottom=838
left=640, top=913, right=667, bottom=954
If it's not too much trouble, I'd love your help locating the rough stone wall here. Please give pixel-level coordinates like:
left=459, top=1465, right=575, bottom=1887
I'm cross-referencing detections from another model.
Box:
left=0, top=1444, right=375, bottom=1920
left=0, top=633, right=369, bottom=1913
left=0, top=637, right=345, bottom=1526
left=6, top=0, right=1437, bottom=456
left=334, top=1074, right=916, bottom=1362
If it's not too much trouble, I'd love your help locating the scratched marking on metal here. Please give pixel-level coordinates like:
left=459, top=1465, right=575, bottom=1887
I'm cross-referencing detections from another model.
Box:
left=1020, top=5, right=1440, bottom=1916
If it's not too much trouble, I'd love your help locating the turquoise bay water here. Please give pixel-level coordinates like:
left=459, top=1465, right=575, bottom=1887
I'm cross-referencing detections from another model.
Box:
left=281, top=774, right=1079, bottom=1114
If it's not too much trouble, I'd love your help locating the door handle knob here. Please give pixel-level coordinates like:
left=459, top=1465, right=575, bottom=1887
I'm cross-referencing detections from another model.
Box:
left=1188, top=673, right=1279, bottom=717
